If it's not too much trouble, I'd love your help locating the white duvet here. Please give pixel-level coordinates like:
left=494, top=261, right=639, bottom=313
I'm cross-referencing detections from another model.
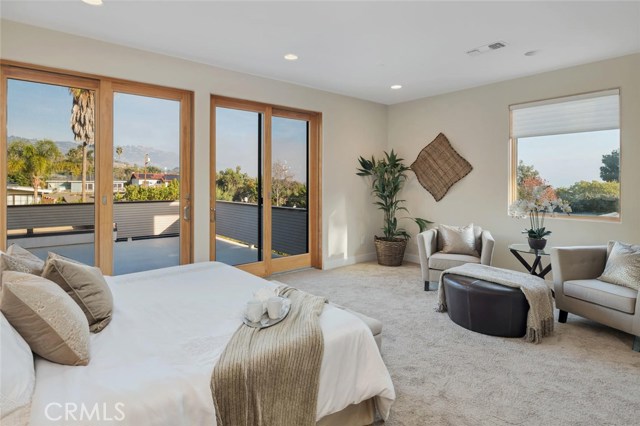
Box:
left=28, top=262, right=395, bottom=425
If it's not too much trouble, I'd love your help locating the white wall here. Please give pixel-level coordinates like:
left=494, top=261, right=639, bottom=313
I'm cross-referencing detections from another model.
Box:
left=3, top=20, right=638, bottom=273
left=388, top=53, right=640, bottom=270
left=0, top=20, right=387, bottom=268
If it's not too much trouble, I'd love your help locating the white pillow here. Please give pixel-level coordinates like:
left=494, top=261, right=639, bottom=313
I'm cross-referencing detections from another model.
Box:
left=0, top=312, right=35, bottom=419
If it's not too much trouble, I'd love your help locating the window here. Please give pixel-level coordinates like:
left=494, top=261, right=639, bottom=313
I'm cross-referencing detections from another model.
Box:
left=510, top=89, right=620, bottom=219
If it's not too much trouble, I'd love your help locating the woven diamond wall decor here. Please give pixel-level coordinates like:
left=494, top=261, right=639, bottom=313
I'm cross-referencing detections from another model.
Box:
left=410, top=133, right=472, bottom=201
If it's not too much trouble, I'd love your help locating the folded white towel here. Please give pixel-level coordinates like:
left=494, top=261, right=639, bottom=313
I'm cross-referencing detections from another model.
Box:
left=254, top=287, right=278, bottom=310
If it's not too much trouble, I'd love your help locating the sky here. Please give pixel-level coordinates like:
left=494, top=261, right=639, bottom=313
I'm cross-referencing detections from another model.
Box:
left=518, top=129, right=619, bottom=188
left=215, top=107, right=307, bottom=182
left=7, top=79, right=307, bottom=182
left=7, top=79, right=181, bottom=167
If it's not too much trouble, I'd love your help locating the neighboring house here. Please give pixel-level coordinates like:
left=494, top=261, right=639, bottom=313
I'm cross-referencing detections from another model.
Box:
left=129, top=173, right=179, bottom=187
left=47, top=179, right=126, bottom=193
left=6, top=185, right=53, bottom=205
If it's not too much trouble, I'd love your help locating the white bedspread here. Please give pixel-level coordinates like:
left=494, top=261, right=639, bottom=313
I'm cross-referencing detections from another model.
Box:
left=28, top=262, right=395, bottom=425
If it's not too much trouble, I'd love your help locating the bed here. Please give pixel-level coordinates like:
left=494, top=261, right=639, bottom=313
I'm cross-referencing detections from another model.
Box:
left=26, top=261, right=395, bottom=425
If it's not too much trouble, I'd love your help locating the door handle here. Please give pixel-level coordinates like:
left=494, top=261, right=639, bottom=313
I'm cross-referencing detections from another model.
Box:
left=183, top=205, right=191, bottom=221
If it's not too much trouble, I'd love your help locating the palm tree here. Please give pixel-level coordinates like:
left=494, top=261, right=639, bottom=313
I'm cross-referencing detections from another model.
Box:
left=69, top=88, right=95, bottom=202
left=7, top=139, right=61, bottom=203
left=115, top=146, right=123, bottom=161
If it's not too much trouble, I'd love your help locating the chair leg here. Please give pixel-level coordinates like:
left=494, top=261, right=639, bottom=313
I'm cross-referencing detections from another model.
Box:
left=633, top=336, right=640, bottom=352
left=558, top=310, right=568, bottom=323
left=424, top=281, right=430, bottom=291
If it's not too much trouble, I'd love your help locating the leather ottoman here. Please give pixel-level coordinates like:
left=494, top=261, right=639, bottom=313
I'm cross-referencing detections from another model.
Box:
left=443, top=274, right=529, bottom=338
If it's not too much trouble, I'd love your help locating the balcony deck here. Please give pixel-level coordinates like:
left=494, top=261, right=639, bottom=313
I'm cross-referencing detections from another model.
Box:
left=28, top=237, right=261, bottom=275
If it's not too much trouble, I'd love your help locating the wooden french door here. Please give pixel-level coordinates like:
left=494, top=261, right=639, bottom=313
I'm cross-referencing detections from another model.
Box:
left=1, top=61, right=193, bottom=275
left=210, top=96, right=321, bottom=276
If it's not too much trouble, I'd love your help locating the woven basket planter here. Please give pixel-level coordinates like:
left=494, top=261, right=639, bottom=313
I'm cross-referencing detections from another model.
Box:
left=374, top=237, right=407, bottom=266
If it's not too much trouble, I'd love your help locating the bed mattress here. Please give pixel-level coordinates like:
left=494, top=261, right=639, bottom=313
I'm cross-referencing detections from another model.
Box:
left=27, top=262, right=395, bottom=425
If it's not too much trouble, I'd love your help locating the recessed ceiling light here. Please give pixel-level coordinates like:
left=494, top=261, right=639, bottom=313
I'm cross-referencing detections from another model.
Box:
left=390, top=85, right=402, bottom=90
left=524, top=50, right=539, bottom=57
left=82, top=0, right=103, bottom=5
left=284, top=53, right=298, bottom=61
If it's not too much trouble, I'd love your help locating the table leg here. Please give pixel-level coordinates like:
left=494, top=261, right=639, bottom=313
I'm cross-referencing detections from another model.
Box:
left=530, top=256, right=542, bottom=275
left=510, top=249, right=534, bottom=273
left=539, top=264, right=552, bottom=279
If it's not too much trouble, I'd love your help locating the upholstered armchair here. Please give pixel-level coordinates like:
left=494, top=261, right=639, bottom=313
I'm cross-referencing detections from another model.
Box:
left=417, top=225, right=495, bottom=291
left=551, top=246, right=640, bottom=352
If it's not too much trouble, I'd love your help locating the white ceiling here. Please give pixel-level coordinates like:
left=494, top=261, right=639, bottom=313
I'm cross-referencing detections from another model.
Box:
left=2, top=1, right=639, bottom=104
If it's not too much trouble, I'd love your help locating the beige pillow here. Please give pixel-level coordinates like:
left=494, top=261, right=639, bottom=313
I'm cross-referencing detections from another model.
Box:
left=1, top=271, right=90, bottom=366
left=42, top=253, right=113, bottom=333
left=438, top=223, right=479, bottom=256
left=1, top=245, right=45, bottom=276
left=598, top=241, right=640, bottom=290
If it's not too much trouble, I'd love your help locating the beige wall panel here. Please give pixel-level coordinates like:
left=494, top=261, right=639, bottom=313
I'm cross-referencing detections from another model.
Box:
left=388, top=54, right=640, bottom=272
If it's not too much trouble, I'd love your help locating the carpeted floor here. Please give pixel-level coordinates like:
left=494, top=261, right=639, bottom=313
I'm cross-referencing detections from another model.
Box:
left=274, top=262, right=640, bottom=426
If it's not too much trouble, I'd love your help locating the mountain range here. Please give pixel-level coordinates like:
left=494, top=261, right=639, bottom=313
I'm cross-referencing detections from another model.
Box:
left=8, top=136, right=179, bottom=170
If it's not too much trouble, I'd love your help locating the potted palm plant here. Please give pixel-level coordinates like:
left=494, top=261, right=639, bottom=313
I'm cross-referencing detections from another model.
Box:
left=357, top=150, right=431, bottom=266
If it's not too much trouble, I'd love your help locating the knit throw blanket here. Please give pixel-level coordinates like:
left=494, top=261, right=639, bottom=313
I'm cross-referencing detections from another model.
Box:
left=436, top=264, right=554, bottom=343
left=211, top=286, right=326, bottom=426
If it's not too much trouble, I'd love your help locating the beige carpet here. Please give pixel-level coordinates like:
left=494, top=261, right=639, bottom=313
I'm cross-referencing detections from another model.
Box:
left=274, top=262, right=640, bottom=426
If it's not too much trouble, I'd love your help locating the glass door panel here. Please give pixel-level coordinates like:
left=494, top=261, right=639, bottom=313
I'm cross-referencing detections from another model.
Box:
left=112, top=92, right=181, bottom=275
left=6, top=79, right=96, bottom=264
left=214, top=107, right=263, bottom=266
left=271, top=116, right=308, bottom=258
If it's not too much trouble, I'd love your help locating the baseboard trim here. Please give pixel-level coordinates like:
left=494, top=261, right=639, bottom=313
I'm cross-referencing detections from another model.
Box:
left=404, top=253, right=420, bottom=264
left=324, top=252, right=377, bottom=270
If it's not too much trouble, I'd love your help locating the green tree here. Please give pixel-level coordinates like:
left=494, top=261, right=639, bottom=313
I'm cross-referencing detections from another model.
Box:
left=286, top=182, right=307, bottom=208
left=516, top=161, right=552, bottom=201
left=216, top=166, right=257, bottom=202
left=69, top=88, right=95, bottom=202
left=7, top=139, right=61, bottom=202
left=516, top=160, right=541, bottom=186
left=555, top=180, right=619, bottom=215
left=116, top=179, right=179, bottom=201
left=115, top=146, right=123, bottom=161
left=600, top=149, right=619, bottom=182
left=57, top=145, right=94, bottom=178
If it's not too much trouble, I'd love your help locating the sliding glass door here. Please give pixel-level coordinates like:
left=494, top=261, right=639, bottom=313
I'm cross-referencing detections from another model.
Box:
left=214, top=107, right=264, bottom=267
left=4, top=75, right=99, bottom=265
left=210, top=97, right=320, bottom=276
left=1, top=63, right=193, bottom=275
left=112, top=91, right=185, bottom=275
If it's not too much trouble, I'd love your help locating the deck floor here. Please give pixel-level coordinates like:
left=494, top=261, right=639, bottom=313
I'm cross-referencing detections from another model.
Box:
left=29, top=236, right=264, bottom=275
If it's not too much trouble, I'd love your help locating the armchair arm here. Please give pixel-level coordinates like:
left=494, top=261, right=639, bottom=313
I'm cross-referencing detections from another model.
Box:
left=480, top=230, right=495, bottom=266
left=550, top=246, right=607, bottom=285
left=417, top=229, right=438, bottom=282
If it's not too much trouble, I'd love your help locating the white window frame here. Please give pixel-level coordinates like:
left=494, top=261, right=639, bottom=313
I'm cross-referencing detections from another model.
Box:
left=509, top=89, right=621, bottom=222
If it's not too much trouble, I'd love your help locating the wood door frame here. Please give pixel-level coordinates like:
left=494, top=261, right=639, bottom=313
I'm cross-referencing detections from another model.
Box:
left=210, top=95, right=322, bottom=276
left=1, top=61, right=194, bottom=273
left=110, top=82, right=194, bottom=268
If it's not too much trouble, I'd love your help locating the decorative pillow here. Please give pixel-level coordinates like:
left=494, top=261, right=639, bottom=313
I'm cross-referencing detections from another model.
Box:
left=0, top=312, right=35, bottom=419
left=1, top=271, right=90, bottom=366
left=438, top=223, right=479, bottom=256
left=1, top=245, right=45, bottom=276
left=598, top=241, right=640, bottom=290
left=42, top=253, right=113, bottom=333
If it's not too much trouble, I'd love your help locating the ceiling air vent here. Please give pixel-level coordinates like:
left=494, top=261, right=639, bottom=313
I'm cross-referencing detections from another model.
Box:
left=466, top=41, right=507, bottom=56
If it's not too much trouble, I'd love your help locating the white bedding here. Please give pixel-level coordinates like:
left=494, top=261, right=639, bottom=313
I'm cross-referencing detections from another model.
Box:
left=28, top=262, right=395, bottom=425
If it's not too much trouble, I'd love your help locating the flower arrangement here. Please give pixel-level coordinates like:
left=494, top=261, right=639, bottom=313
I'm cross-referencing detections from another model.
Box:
left=509, top=185, right=572, bottom=240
